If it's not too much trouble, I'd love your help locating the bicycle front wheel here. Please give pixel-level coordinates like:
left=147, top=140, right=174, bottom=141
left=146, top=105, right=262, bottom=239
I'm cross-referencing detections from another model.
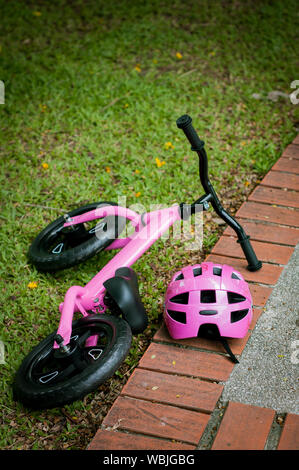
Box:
left=13, top=314, right=132, bottom=409
left=28, top=201, right=127, bottom=271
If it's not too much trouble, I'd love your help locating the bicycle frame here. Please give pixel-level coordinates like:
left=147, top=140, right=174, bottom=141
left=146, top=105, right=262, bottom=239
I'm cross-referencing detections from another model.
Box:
left=54, top=114, right=262, bottom=350
left=55, top=203, right=183, bottom=348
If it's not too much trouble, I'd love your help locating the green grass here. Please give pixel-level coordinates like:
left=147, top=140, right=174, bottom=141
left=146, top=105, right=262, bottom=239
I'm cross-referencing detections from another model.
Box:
left=0, top=0, right=298, bottom=449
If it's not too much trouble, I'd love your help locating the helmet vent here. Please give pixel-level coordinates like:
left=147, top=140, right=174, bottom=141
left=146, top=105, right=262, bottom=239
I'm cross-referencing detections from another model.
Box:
left=231, top=272, right=241, bottom=280
left=175, top=273, right=184, bottom=280
left=231, top=309, right=249, bottom=323
left=227, top=292, right=246, bottom=304
left=200, top=290, right=216, bottom=303
left=198, top=324, right=219, bottom=339
left=213, top=267, right=222, bottom=276
left=170, top=292, right=189, bottom=304
left=199, top=310, right=217, bottom=315
left=167, top=310, right=186, bottom=324
left=193, top=267, right=202, bottom=277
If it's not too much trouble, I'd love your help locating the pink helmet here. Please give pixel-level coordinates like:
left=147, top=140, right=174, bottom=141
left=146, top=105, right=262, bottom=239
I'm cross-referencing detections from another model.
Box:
left=164, top=262, right=253, bottom=343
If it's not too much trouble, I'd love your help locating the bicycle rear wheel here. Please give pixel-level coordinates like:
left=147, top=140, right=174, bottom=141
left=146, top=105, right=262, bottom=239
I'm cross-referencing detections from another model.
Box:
left=13, top=314, right=132, bottom=409
left=28, top=202, right=126, bottom=271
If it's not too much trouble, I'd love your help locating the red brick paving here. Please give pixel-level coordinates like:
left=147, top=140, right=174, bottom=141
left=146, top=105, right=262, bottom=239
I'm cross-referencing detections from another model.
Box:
left=236, top=200, right=299, bottom=227
left=248, top=186, right=299, bottom=208
left=89, top=136, right=299, bottom=451
left=260, top=170, right=299, bottom=191
left=249, top=284, right=273, bottom=307
left=277, top=414, right=299, bottom=450
left=212, top=236, right=294, bottom=264
left=88, top=429, right=195, bottom=450
left=120, top=368, right=223, bottom=413
left=102, top=396, right=210, bottom=445
left=138, top=342, right=234, bottom=382
left=282, top=143, right=299, bottom=158
left=272, top=156, right=299, bottom=174
left=211, top=402, right=275, bottom=450
left=223, top=220, right=299, bottom=246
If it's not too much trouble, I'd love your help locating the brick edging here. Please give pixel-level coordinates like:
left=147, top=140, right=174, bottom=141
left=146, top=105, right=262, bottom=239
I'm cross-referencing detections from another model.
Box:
left=88, top=138, right=299, bottom=451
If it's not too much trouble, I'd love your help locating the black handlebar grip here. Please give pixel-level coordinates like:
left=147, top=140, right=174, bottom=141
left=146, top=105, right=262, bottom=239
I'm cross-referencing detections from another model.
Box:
left=176, top=115, right=205, bottom=151
left=238, top=236, right=262, bottom=272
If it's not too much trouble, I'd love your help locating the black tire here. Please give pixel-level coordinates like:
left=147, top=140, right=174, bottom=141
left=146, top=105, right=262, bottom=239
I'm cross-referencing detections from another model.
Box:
left=13, top=314, right=132, bottom=409
left=28, top=202, right=127, bottom=272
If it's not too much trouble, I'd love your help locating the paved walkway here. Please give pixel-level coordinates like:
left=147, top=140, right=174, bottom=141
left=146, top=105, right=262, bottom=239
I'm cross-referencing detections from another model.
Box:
left=88, top=136, right=299, bottom=451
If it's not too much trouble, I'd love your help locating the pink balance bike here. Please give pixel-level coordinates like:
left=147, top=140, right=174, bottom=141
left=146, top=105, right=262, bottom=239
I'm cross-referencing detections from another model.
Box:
left=13, top=115, right=262, bottom=409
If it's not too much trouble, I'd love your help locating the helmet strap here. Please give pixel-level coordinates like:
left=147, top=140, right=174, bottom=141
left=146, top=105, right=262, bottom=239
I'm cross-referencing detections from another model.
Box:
left=219, top=338, right=239, bottom=364
left=199, top=324, right=240, bottom=364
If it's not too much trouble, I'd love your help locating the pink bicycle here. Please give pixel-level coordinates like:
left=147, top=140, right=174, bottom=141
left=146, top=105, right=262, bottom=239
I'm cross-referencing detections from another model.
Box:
left=13, top=115, right=262, bottom=409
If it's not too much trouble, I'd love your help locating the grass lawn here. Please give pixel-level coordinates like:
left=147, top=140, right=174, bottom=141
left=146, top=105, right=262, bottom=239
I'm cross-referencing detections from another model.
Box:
left=0, top=0, right=298, bottom=450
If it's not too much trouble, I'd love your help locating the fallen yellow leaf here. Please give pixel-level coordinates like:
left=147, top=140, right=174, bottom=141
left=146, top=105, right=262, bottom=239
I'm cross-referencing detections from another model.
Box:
left=155, top=157, right=166, bottom=168
left=28, top=281, right=38, bottom=289
left=164, top=141, right=174, bottom=150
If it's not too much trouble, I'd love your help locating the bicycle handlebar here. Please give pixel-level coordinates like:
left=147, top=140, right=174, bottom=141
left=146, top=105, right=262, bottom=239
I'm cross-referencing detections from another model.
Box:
left=177, top=114, right=209, bottom=191
left=176, top=114, right=262, bottom=272
left=176, top=115, right=205, bottom=151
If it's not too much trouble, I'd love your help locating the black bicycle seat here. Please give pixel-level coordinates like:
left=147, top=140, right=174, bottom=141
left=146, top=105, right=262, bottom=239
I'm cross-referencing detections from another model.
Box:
left=103, top=267, right=148, bottom=334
